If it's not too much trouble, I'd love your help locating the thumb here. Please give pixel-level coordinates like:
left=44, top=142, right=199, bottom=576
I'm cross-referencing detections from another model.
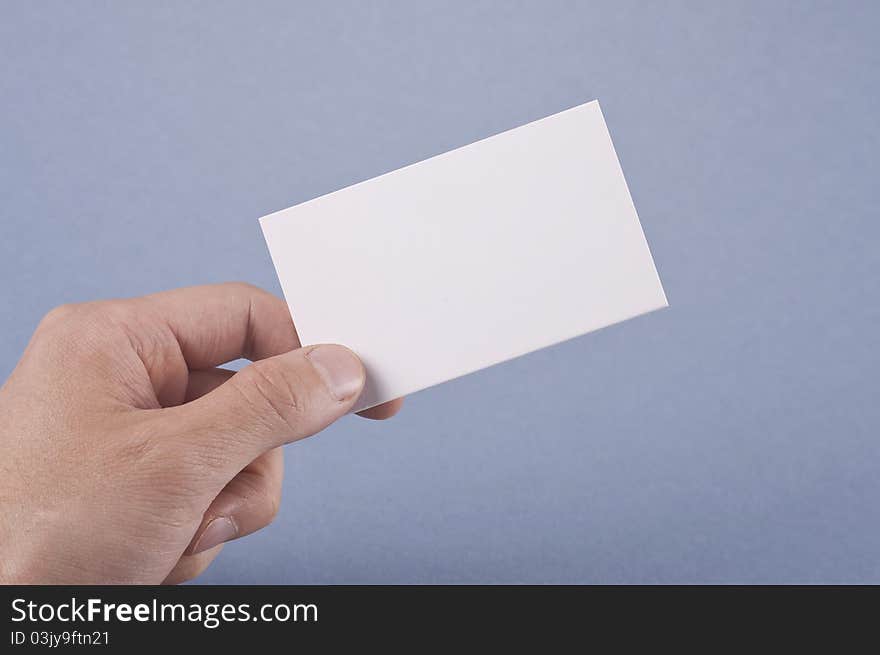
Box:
left=163, top=344, right=365, bottom=474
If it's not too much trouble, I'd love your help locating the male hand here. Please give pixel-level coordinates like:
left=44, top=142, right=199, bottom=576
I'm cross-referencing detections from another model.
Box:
left=0, top=283, right=401, bottom=584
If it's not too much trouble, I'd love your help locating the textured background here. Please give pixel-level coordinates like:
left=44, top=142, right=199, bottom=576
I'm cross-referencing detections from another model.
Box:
left=1, top=1, right=878, bottom=583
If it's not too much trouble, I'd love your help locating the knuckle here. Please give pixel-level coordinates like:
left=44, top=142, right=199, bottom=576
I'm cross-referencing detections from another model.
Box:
left=38, top=302, right=88, bottom=333
left=99, top=299, right=138, bottom=324
left=264, top=489, right=281, bottom=523
left=227, top=281, right=277, bottom=309
left=38, top=300, right=131, bottom=340
left=247, top=486, right=281, bottom=527
left=35, top=301, right=135, bottom=363
left=237, top=471, right=281, bottom=524
left=227, top=281, right=262, bottom=294
left=34, top=303, right=99, bottom=359
left=226, top=281, right=268, bottom=303
left=235, top=359, right=308, bottom=431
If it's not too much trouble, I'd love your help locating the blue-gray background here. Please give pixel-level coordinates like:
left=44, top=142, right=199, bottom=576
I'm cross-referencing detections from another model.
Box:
left=1, top=1, right=878, bottom=583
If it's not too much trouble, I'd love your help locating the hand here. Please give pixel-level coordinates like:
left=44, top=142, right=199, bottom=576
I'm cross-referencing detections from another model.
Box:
left=0, top=283, right=401, bottom=584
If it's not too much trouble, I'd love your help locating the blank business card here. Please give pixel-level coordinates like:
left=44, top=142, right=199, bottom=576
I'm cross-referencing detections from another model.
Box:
left=260, top=101, right=667, bottom=412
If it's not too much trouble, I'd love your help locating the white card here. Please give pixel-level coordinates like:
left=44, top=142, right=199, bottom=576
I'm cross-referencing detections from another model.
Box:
left=261, top=101, right=667, bottom=412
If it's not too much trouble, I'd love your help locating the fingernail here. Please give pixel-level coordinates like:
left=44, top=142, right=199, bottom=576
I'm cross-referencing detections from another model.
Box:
left=306, top=345, right=364, bottom=402
left=192, top=517, right=237, bottom=554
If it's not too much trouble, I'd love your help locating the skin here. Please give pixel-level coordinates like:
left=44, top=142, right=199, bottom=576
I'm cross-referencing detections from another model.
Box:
left=0, top=282, right=402, bottom=584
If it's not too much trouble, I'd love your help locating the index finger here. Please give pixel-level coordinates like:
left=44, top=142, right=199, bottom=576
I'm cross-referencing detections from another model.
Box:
left=140, top=282, right=299, bottom=368
left=140, top=282, right=403, bottom=418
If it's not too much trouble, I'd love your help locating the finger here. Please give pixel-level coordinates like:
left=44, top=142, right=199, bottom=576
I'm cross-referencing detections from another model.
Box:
left=186, top=448, right=283, bottom=555
left=191, top=370, right=404, bottom=420
left=145, top=285, right=408, bottom=418
left=162, top=544, right=223, bottom=585
left=185, top=368, right=235, bottom=402
left=140, top=282, right=299, bottom=369
left=161, top=344, right=365, bottom=473
left=357, top=397, right=404, bottom=420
